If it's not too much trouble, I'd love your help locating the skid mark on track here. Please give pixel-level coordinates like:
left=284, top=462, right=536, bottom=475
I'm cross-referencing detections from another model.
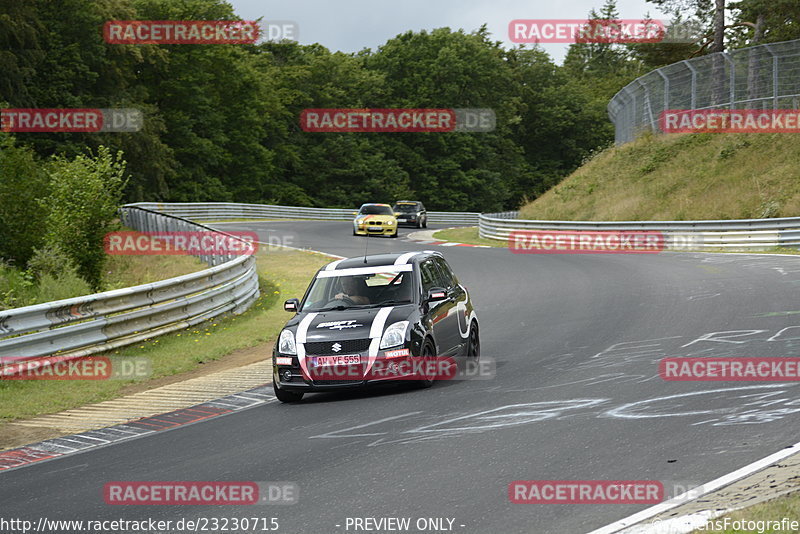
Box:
left=604, top=384, right=800, bottom=426
left=309, top=400, right=609, bottom=447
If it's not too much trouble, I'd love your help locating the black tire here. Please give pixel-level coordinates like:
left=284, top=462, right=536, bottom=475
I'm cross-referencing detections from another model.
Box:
left=416, top=219, right=422, bottom=228
left=273, top=380, right=303, bottom=403
left=467, top=321, right=480, bottom=361
left=390, top=230, right=398, bottom=238
left=422, top=217, right=428, bottom=228
left=413, top=340, right=436, bottom=389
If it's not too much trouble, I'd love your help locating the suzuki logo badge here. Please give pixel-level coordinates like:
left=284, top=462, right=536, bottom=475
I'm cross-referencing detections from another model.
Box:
left=331, top=343, right=342, bottom=353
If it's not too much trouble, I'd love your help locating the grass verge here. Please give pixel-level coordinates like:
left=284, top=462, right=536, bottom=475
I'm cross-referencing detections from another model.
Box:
left=690, top=492, right=800, bottom=533
left=519, top=132, right=800, bottom=221
left=0, top=248, right=330, bottom=422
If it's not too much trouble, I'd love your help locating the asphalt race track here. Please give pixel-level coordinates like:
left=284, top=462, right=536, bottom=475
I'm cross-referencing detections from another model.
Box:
left=5, top=221, right=800, bottom=534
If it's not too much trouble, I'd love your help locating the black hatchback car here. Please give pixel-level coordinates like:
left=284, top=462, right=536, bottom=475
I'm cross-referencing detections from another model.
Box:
left=272, top=251, right=480, bottom=402
left=392, top=200, right=428, bottom=228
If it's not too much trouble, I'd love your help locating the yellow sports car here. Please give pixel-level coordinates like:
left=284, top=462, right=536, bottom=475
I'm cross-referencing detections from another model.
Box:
left=352, top=203, right=398, bottom=237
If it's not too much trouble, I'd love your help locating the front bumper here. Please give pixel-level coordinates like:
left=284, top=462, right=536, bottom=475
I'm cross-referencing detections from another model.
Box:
left=273, top=349, right=417, bottom=392
left=354, top=226, right=397, bottom=236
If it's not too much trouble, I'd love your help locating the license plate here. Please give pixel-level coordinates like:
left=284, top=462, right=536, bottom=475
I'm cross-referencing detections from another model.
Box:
left=312, top=354, right=361, bottom=367
left=398, top=218, right=407, bottom=222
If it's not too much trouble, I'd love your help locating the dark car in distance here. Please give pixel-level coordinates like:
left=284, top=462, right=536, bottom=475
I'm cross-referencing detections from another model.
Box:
left=272, top=251, right=480, bottom=402
left=392, top=201, right=427, bottom=228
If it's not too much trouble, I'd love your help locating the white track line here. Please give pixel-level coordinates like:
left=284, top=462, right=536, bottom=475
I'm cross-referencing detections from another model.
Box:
left=586, top=439, right=800, bottom=534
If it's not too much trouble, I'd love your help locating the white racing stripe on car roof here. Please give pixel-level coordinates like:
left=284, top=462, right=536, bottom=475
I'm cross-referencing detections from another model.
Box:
left=394, top=252, right=423, bottom=265
left=317, top=264, right=412, bottom=278
left=325, top=259, right=344, bottom=271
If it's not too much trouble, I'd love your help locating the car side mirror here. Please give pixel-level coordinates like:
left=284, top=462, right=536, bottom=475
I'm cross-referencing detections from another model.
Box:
left=284, top=298, right=300, bottom=312
left=352, top=211, right=358, bottom=216
left=426, top=288, right=448, bottom=303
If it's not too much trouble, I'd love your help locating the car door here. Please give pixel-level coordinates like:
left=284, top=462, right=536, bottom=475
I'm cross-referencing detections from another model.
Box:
left=433, top=257, right=467, bottom=354
left=419, top=259, right=457, bottom=356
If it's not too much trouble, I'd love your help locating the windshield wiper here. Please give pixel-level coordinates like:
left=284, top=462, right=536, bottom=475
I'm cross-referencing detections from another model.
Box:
left=312, top=304, right=372, bottom=312
left=311, top=305, right=349, bottom=312
left=368, top=299, right=411, bottom=308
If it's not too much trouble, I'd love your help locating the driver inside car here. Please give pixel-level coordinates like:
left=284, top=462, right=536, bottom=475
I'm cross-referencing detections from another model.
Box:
left=334, top=276, right=370, bottom=305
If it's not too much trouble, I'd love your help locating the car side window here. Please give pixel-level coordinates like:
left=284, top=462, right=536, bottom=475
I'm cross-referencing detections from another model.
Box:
left=433, top=258, right=455, bottom=289
left=420, top=260, right=440, bottom=293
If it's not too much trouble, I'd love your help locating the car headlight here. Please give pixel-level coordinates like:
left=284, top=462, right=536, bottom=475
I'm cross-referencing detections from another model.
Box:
left=278, top=329, right=297, bottom=355
left=380, top=321, right=409, bottom=349
left=386, top=220, right=395, bottom=225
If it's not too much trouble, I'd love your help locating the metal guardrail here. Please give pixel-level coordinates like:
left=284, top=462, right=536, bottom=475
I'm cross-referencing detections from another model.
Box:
left=609, top=38, right=800, bottom=144
left=478, top=214, right=800, bottom=249
left=126, top=202, right=481, bottom=225
left=483, top=211, right=520, bottom=219
left=0, top=206, right=259, bottom=375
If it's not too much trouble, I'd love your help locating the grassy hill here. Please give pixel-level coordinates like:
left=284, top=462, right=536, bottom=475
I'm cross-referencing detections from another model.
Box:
left=519, top=132, right=800, bottom=221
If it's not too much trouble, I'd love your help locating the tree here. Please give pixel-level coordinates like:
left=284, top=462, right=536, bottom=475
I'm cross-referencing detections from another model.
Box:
left=0, top=134, right=49, bottom=267
left=42, top=147, right=128, bottom=289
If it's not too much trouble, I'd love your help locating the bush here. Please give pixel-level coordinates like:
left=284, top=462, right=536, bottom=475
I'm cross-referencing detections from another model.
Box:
left=42, top=146, right=128, bottom=290
left=0, top=135, right=49, bottom=267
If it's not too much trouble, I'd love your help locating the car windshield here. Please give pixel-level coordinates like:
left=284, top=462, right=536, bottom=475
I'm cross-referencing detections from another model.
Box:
left=393, top=204, right=418, bottom=213
left=359, top=205, right=393, bottom=215
left=301, top=268, right=413, bottom=312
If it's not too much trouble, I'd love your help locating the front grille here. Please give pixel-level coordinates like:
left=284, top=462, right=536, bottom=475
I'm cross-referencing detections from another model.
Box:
left=304, top=339, right=371, bottom=356
left=368, top=221, right=383, bottom=226
left=309, top=361, right=367, bottom=384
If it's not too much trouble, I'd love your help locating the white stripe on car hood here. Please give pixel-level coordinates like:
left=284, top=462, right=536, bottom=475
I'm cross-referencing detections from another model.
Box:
left=369, top=306, right=394, bottom=339
left=296, top=312, right=318, bottom=378
left=366, top=306, right=394, bottom=375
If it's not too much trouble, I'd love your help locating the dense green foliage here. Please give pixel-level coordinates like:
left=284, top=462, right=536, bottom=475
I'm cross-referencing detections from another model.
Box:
left=42, top=146, right=128, bottom=289
left=0, top=134, right=49, bottom=267
left=0, top=0, right=636, bottom=214
left=3, top=0, right=794, bottom=214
